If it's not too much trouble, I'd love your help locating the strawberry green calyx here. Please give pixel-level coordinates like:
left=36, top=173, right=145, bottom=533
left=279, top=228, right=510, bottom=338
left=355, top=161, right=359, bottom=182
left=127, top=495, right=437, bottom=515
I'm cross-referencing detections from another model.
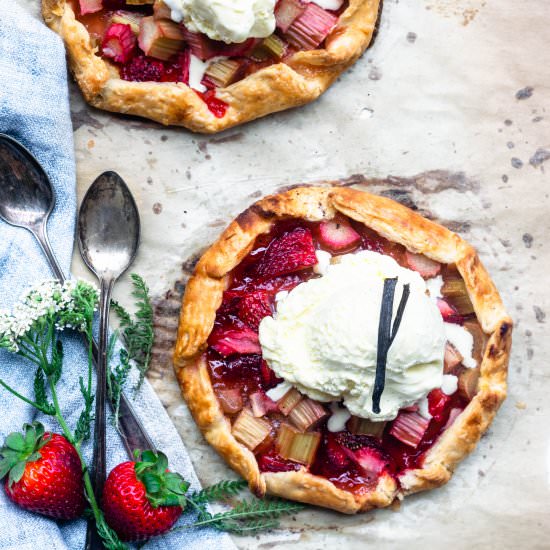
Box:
left=0, top=422, right=50, bottom=487
left=133, top=450, right=190, bottom=509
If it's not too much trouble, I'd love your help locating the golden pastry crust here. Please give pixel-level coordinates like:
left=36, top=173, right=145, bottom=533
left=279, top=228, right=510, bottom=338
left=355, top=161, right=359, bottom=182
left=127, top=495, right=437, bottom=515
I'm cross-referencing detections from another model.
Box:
left=174, top=185, right=512, bottom=513
left=41, top=0, right=380, bottom=133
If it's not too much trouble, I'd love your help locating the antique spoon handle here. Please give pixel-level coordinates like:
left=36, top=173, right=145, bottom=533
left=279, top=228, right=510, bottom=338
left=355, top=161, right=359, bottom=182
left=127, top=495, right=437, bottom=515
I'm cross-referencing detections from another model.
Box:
left=37, top=222, right=155, bottom=455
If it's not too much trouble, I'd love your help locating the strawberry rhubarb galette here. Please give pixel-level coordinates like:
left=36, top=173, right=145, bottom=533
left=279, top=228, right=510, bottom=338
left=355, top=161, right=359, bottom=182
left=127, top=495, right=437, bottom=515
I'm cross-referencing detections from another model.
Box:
left=42, top=0, right=380, bottom=132
left=174, top=186, right=512, bottom=513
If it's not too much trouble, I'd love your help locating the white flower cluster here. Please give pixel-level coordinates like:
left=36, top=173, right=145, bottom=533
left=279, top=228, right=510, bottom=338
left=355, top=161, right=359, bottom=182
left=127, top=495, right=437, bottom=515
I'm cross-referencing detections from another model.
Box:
left=0, top=280, right=99, bottom=353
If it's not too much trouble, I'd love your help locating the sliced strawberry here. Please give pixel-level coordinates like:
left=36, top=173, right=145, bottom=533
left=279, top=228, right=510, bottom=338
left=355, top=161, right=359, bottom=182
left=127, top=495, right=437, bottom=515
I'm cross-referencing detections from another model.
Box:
left=138, top=17, right=185, bottom=61
left=79, top=0, right=102, bottom=15
left=388, top=411, right=430, bottom=448
left=102, top=23, right=136, bottom=64
left=437, top=298, right=464, bottom=325
left=180, top=27, right=219, bottom=60
left=250, top=390, right=279, bottom=417
left=260, top=359, right=283, bottom=388
left=256, top=227, right=317, bottom=279
left=405, top=251, right=441, bottom=278
left=284, top=4, right=337, bottom=51
left=352, top=446, right=389, bottom=476
left=209, top=325, right=261, bottom=356
left=318, top=218, right=361, bottom=252
left=275, top=0, right=306, bottom=32
left=427, top=388, right=452, bottom=422
left=238, top=291, right=273, bottom=330
left=324, top=433, right=351, bottom=470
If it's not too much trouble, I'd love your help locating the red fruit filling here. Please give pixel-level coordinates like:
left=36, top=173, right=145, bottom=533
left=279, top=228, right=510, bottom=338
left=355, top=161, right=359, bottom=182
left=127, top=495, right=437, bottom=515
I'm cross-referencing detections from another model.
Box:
left=203, top=218, right=480, bottom=494
left=120, top=54, right=165, bottom=82
left=284, top=3, right=337, bottom=51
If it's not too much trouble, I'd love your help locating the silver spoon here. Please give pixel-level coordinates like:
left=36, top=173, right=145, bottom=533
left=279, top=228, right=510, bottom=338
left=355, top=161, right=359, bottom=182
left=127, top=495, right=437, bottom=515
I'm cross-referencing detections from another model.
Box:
left=0, top=134, right=155, bottom=458
left=78, top=171, right=140, bottom=549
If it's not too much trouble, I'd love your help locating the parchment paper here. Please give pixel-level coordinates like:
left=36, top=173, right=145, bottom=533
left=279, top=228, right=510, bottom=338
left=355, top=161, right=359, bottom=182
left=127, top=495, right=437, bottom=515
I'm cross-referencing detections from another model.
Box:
left=18, top=0, right=550, bottom=547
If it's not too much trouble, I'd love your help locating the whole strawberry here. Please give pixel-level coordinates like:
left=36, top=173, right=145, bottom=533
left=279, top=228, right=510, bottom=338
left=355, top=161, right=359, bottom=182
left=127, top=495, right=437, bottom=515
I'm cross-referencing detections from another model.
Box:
left=103, top=450, right=189, bottom=542
left=0, top=422, right=85, bottom=520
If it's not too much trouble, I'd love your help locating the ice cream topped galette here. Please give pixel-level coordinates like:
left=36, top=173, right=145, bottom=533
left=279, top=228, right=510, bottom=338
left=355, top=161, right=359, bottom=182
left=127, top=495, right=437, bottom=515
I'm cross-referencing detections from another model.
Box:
left=42, top=0, right=380, bottom=132
left=174, top=186, right=512, bottom=513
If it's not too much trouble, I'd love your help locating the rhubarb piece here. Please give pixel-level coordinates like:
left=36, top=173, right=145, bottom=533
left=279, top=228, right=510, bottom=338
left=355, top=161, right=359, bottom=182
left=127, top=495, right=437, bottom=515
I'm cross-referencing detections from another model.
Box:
left=463, top=319, right=487, bottom=364
left=250, top=390, right=279, bottom=417
left=288, top=399, right=327, bottom=431
left=276, top=424, right=321, bottom=465
left=318, top=218, right=361, bottom=252
left=203, top=59, right=243, bottom=88
left=405, top=251, right=441, bottom=278
left=427, top=388, right=452, bottom=421
left=102, top=23, right=137, bottom=63
left=120, top=55, right=165, bottom=81
left=441, top=276, right=475, bottom=315
left=232, top=408, right=271, bottom=450
left=79, top=0, right=102, bottom=15
left=275, top=0, right=306, bottom=32
left=111, top=11, right=144, bottom=34
left=277, top=388, right=302, bottom=416
left=437, top=297, right=463, bottom=325
left=284, top=4, right=337, bottom=51
left=237, top=291, right=272, bottom=330
left=389, top=411, right=430, bottom=448
left=217, top=38, right=258, bottom=57
left=138, top=17, right=186, bottom=61
left=444, top=342, right=463, bottom=374
left=457, top=366, right=480, bottom=401
left=348, top=416, right=386, bottom=439
left=256, top=227, right=317, bottom=279
left=352, top=446, right=388, bottom=476
left=181, top=27, right=218, bottom=60
left=251, top=34, right=287, bottom=61
left=209, top=325, right=261, bottom=356
left=216, top=388, right=243, bottom=414
left=153, top=0, right=172, bottom=19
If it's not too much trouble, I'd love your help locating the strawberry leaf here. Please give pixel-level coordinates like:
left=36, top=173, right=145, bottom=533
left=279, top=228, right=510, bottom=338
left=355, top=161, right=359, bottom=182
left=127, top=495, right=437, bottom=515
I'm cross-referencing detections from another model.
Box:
left=5, top=433, right=25, bottom=452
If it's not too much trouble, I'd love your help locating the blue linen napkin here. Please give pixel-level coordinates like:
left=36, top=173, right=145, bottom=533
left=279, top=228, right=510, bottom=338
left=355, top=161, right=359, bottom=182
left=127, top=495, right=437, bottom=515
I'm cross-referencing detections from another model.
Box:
left=0, top=3, right=237, bottom=549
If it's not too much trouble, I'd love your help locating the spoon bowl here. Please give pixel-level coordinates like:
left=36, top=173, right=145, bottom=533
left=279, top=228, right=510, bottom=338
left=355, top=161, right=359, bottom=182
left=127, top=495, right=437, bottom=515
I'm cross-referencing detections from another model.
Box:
left=78, top=171, right=140, bottom=279
left=0, top=133, right=54, bottom=229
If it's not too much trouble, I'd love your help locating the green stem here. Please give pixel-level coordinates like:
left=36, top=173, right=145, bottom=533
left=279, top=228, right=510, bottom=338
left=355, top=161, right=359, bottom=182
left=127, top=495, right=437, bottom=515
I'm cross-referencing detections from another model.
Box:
left=0, top=378, right=45, bottom=410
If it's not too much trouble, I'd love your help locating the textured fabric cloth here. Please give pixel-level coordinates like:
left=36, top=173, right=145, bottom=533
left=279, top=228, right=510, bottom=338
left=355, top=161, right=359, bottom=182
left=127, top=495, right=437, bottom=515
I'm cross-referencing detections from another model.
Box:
left=0, top=3, right=236, bottom=549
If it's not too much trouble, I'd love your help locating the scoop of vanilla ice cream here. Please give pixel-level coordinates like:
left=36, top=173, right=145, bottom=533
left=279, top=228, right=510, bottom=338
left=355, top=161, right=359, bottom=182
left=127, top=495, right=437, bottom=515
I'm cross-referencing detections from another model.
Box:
left=259, top=251, right=446, bottom=421
left=164, top=0, right=276, bottom=44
